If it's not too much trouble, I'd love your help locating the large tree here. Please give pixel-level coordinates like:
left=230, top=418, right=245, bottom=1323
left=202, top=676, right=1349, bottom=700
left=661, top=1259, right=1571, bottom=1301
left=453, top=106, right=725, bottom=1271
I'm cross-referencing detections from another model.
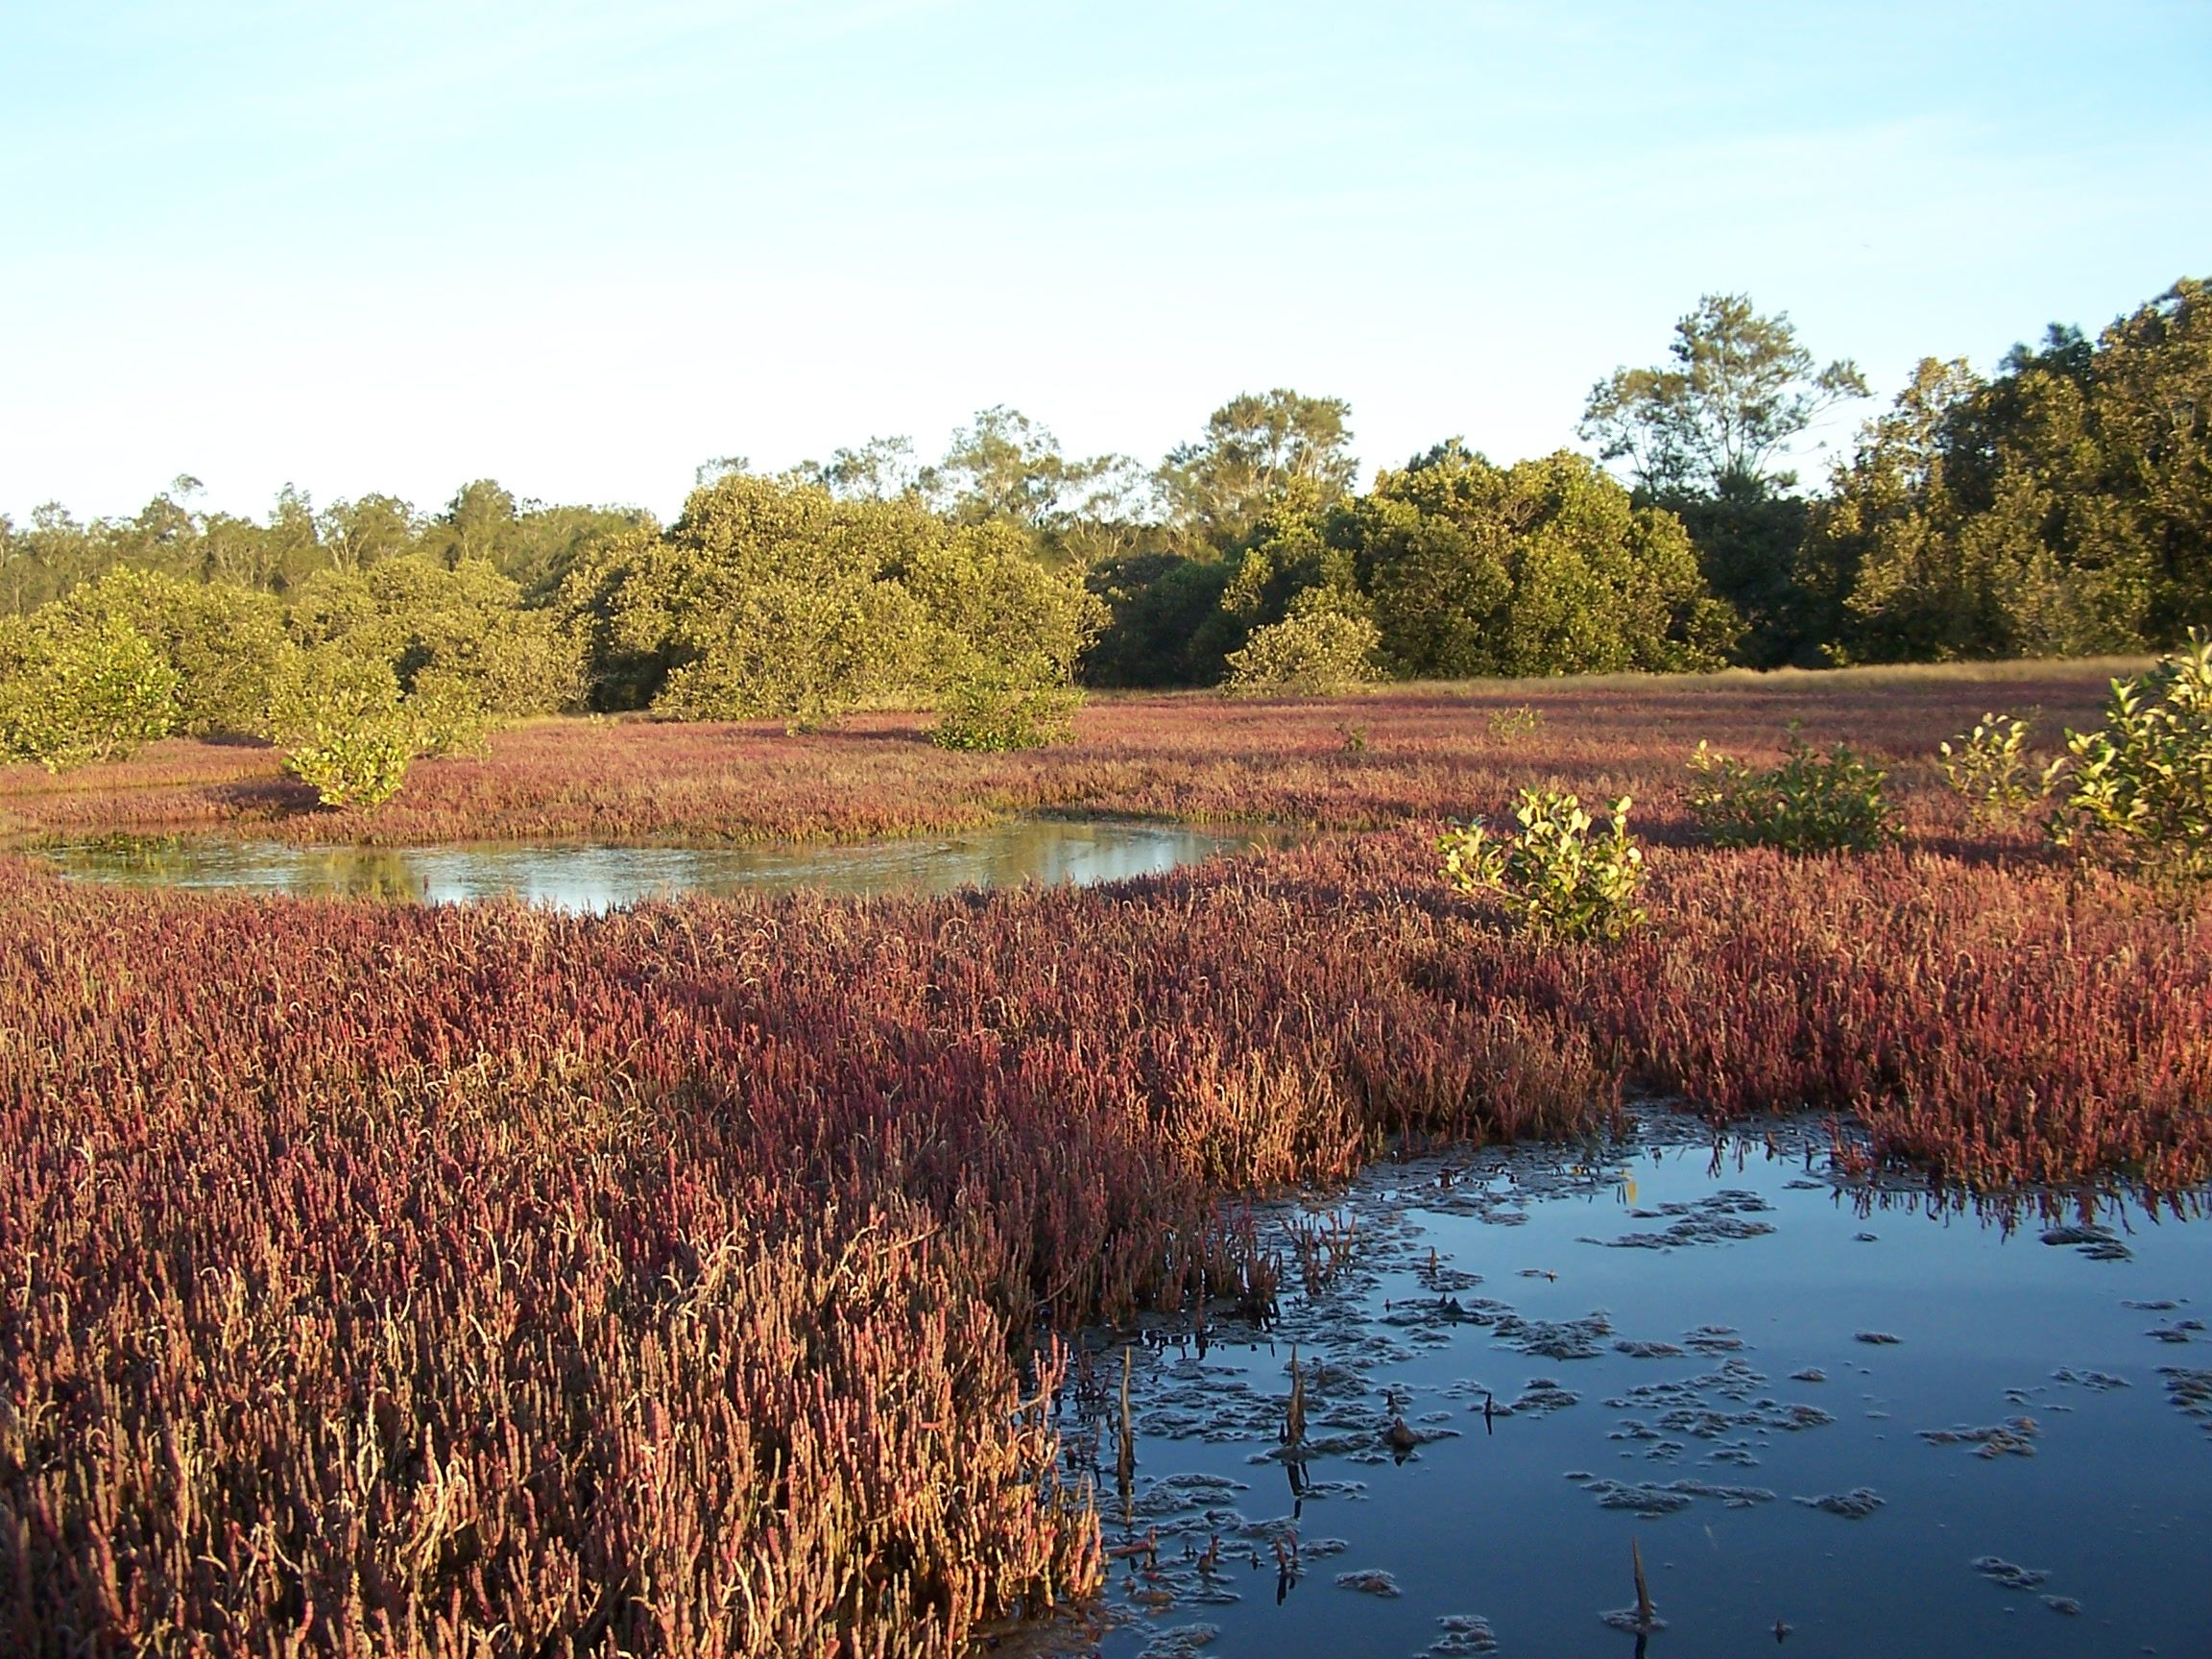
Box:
left=1815, top=279, right=2210, bottom=661
left=1080, top=550, right=1238, bottom=686
left=1157, top=389, right=1358, bottom=552
left=560, top=471, right=1098, bottom=724
left=792, top=415, right=1148, bottom=569
left=924, top=406, right=1137, bottom=540
left=1350, top=442, right=1740, bottom=678
left=1580, top=294, right=1868, bottom=497
left=2093, top=277, right=2212, bottom=641
left=1580, top=295, right=1866, bottom=663
left=317, top=493, right=421, bottom=573
left=789, top=436, right=923, bottom=503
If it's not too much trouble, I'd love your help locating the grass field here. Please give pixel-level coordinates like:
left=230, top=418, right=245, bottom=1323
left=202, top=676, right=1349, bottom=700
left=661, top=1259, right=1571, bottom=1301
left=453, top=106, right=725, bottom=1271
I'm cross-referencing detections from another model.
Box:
left=3, top=661, right=2205, bottom=1656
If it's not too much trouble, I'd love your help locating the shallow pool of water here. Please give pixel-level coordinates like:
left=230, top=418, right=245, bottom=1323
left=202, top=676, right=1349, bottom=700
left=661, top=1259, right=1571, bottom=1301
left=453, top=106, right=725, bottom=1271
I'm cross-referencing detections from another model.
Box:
left=35, top=819, right=1274, bottom=911
left=1063, top=1113, right=2210, bottom=1659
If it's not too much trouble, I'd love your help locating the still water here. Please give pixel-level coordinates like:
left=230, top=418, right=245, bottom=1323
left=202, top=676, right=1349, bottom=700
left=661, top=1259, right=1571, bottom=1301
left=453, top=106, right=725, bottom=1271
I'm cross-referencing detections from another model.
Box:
left=1065, top=1113, right=2210, bottom=1659
left=36, top=819, right=1271, bottom=911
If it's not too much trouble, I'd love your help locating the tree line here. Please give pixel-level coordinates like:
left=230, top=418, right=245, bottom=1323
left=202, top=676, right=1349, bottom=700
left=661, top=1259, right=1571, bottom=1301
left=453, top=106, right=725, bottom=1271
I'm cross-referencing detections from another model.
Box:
left=1578, top=280, right=2209, bottom=669
left=2, top=276, right=2204, bottom=761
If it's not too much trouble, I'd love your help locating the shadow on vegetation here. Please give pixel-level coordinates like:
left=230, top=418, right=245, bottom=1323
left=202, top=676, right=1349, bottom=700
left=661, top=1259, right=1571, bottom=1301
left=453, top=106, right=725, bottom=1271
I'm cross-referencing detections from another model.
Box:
left=212, top=775, right=325, bottom=817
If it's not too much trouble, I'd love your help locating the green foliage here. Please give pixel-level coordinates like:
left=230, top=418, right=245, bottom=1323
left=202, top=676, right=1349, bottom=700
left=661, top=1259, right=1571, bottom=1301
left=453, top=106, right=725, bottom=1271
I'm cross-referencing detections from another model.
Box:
left=0, top=613, right=179, bottom=770
left=1686, top=730, right=1898, bottom=853
left=1579, top=292, right=1868, bottom=496
left=315, top=492, right=421, bottom=572
left=55, top=566, right=288, bottom=735
left=1817, top=354, right=2150, bottom=663
left=1488, top=704, right=1545, bottom=742
left=790, top=435, right=922, bottom=503
left=283, top=726, right=413, bottom=811
left=898, top=520, right=1106, bottom=689
left=402, top=672, right=495, bottom=757
left=1158, top=389, right=1358, bottom=552
left=1222, top=605, right=1382, bottom=697
left=283, top=725, right=414, bottom=811
left=1353, top=444, right=1741, bottom=679
left=289, top=554, right=583, bottom=719
left=929, top=661, right=1084, bottom=752
left=547, top=524, right=674, bottom=710
left=1660, top=473, right=1822, bottom=667
left=1820, top=281, right=2212, bottom=664
left=1082, top=551, right=1238, bottom=687
left=921, top=406, right=1139, bottom=537
left=2048, top=631, right=2212, bottom=878
left=1, top=474, right=649, bottom=621
left=1218, top=482, right=1361, bottom=635
left=655, top=577, right=927, bottom=731
left=1437, top=789, right=1647, bottom=941
left=4, top=276, right=2198, bottom=702
left=570, top=473, right=1103, bottom=729
left=2089, top=280, right=2212, bottom=644
left=407, top=482, right=652, bottom=599
left=265, top=648, right=416, bottom=809
left=0, top=539, right=579, bottom=773
left=1938, top=711, right=2041, bottom=817
left=570, top=474, right=930, bottom=724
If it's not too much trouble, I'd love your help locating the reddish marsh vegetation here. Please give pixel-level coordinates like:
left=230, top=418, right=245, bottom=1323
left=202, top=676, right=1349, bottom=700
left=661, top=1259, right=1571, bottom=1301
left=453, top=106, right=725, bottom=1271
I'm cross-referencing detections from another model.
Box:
left=4, top=658, right=2207, bottom=1655
left=0, top=660, right=2135, bottom=846
left=0, top=846, right=1611, bottom=1656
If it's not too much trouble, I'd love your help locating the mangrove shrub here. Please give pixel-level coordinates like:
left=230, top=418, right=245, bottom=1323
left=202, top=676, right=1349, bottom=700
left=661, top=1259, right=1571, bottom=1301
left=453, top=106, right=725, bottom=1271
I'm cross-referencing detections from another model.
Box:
left=1223, top=607, right=1382, bottom=697
left=1938, top=712, right=2042, bottom=818
left=55, top=566, right=289, bottom=736
left=2049, top=629, right=2212, bottom=878
left=930, top=661, right=1084, bottom=751
left=1437, top=789, right=1648, bottom=941
left=265, top=647, right=418, bottom=809
left=1686, top=731, right=1898, bottom=853
left=1353, top=445, right=1742, bottom=678
left=0, top=612, right=179, bottom=770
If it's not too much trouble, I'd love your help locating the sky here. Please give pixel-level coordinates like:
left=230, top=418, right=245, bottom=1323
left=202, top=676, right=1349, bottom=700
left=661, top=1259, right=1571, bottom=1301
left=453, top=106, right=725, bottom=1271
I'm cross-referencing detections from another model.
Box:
left=3, top=0, right=2208, bottom=525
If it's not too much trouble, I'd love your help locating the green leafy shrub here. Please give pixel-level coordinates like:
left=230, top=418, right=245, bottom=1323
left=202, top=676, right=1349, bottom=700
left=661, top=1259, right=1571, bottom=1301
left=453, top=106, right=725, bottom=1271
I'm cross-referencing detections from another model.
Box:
left=1938, top=711, right=2041, bottom=818
left=1487, top=704, right=1545, bottom=742
left=652, top=578, right=928, bottom=733
left=265, top=648, right=416, bottom=809
left=2048, top=630, right=2212, bottom=878
left=403, top=669, right=496, bottom=757
left=285, top=727, right=413, bottom=811
left=1686, top=729, right=1897, bottom=853
left=290, top=555, right=585, bottom=719
left=0, top=613, right=179, bottom=771
left=1223, top=609, right=1381, bottom=697
left=900, top=521, right=1106, bottom=697
left=1437, top=789, right=1647, bottom=941
left=930, top=661, right=1083, bottom=752
left=58, top=567, right=289, bottom=736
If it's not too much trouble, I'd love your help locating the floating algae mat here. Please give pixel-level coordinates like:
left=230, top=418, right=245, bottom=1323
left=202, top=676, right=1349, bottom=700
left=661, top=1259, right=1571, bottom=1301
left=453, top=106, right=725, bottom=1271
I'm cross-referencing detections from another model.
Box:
left=1058, top=1113, right=2210, bottom=1659
left=36, top=818, right=1275, bottom=911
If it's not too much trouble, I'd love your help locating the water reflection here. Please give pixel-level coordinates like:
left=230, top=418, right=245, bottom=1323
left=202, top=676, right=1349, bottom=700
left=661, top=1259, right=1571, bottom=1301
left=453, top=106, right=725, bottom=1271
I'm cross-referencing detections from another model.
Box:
left=1062, top=1112, right=2212, bottom=1659
left=36, top=819, right=1277, bottom=912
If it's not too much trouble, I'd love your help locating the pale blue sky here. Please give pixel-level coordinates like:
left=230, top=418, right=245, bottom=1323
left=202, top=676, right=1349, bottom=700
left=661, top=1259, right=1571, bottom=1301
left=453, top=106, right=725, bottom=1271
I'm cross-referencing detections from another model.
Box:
left=4, top=1, right=2207, bottom=523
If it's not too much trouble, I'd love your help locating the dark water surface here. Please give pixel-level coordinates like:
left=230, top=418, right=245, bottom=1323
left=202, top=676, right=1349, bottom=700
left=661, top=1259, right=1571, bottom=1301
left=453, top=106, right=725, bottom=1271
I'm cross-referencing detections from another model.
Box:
left=1065, top=1114, right=2211, bottom=1659
left=35, top=819, right=1272, bottom=910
